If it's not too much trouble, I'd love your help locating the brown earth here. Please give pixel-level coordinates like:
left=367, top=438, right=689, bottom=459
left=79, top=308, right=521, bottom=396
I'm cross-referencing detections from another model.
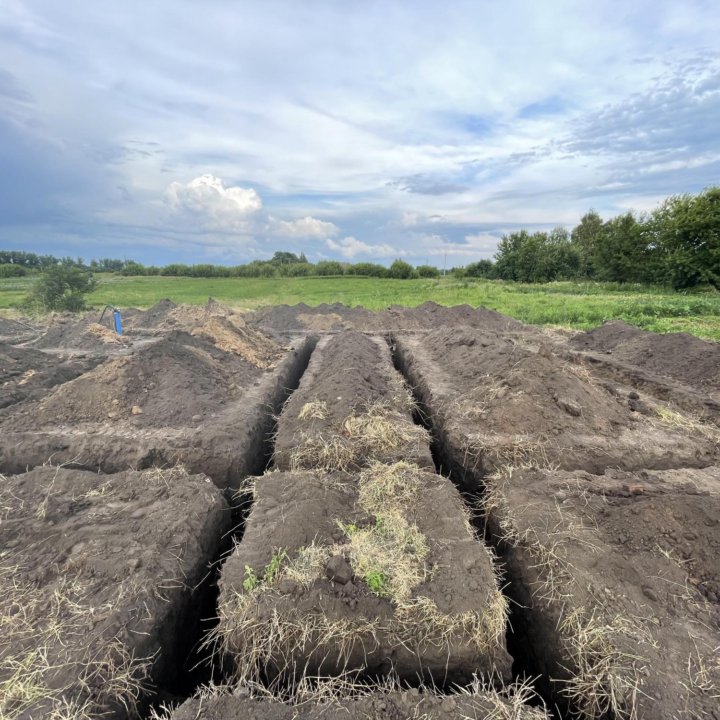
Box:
left=0, top=342, right=100, bottom=409
left=569, top=320, right=720, bottom=395
left=274, top=331, right=434, bottom=471
left=484, top=465, right=720, bottom=720
left=166, top=686, right=549, bottom=719
left=0, top=465, right=230, bottom=719
left=394, top=326, right=719, bottom=481
left=217, top=466, right=512, bottom=686
left=248, top=301, right=524, bottom=339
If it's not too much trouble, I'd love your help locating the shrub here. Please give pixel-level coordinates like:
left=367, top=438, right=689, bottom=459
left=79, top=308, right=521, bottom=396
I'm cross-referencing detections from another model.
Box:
left=388, top=259, right=417, bottom=279
left=0, top=264, right=27, bottom=278
left=345, top=262, right=388, bottom=277
left=315, top=260, right=344, bottom=276
left=27, top=265, right=97, bottom=312
left=416, top=264, right=440, bottom=278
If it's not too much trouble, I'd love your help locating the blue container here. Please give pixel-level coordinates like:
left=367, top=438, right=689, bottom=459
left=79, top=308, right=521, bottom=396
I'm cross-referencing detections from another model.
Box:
left=113, top=310, right=123, bottom=336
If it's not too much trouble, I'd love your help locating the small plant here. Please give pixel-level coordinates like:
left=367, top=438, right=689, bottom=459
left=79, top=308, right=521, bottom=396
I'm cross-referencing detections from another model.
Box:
left=263, top=550, right=286, bottom=584
left=364, top=569, right=388, bottom=596
left=243, top=565, right=258, bottom=592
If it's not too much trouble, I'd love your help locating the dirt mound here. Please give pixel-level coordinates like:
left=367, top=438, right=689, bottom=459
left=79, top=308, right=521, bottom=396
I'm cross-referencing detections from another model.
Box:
left=248, top=301, right=525, bottom=338
left=570, top=320, right=720, bottom=393
left=126, top=298, right=178, bottom=329
left=486, top=465, right=720, bottom=719
left=0, top=342, right=99, bottom=409
left=167, top=685, right=548, bottom=719
left=0, top=465, right=229, bottom=718
left=395, top=326, right=719, bottom=477
left=5, top=331, right=261, bottom=430
left=274, top=332, right=433, bottom=471
left=218, top=465, right=511, bottom=685
left=30, top=312, right=129, bottom=351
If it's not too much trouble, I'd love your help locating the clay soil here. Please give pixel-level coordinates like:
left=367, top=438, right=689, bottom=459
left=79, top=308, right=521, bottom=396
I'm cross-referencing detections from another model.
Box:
left=0, top=465, right=229, bottom=719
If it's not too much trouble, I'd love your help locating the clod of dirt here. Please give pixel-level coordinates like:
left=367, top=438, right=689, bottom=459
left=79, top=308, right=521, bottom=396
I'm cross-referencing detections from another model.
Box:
left=325, top=554, right=353, bottom=584
left=165, top=685, right=550, bottom=719
left=0, top=465, right=230, bottom=719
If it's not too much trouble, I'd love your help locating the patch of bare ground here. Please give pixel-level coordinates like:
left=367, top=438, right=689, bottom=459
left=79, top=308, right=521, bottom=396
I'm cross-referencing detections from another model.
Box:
left=215, top=463, right=512, bottom=687
left=393, top=326, right=718, bottom=483
left=484, top=465, right=720, bottom=720
left=0, top=465, right=230, bottom=719
left=274, top=332, right=434, bottom=472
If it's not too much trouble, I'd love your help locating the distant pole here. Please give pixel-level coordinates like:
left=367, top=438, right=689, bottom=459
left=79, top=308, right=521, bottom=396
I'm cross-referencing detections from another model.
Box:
left=443, top=252, right=447, bottom=276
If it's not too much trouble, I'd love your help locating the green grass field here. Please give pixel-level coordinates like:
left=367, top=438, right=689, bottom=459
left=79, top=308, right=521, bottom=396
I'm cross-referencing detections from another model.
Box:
left=1, top=274, right=719, bottom=340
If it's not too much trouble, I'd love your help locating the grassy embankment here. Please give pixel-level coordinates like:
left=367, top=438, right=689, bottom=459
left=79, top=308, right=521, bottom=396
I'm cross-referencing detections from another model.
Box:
left=1, top=274, right=719, bottom=340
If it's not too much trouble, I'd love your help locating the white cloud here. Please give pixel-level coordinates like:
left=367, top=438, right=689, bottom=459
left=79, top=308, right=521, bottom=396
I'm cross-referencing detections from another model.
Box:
left=165, top=174, right=262, bottom=229
left=325, top=236, right=400, bottom=260
left=267, top=215, right=339, bottom=238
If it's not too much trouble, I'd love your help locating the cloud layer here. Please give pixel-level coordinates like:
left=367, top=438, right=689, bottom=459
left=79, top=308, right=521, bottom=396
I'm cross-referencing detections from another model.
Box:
left=1, top=1, right=719, bottom=264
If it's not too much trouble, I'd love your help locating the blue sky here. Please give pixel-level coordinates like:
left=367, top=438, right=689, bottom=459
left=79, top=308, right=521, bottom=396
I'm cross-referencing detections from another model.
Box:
left=1, top=0, right=719, bottom=266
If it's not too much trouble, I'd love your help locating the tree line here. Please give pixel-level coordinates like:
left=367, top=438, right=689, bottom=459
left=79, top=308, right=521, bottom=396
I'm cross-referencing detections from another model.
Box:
left=2, top=187, right=717, bottom=290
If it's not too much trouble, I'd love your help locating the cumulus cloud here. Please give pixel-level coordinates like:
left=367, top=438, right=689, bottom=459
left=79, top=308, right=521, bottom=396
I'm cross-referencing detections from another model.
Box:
left=325, top=236, right=400, bottom=259
left=165, top=174, right=262, bottom=229
left=268, top=215, right=339, bottom=238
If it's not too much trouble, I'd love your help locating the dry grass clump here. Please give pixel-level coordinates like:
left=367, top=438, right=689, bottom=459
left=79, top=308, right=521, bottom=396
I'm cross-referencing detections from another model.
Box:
left=0, top=565, right=151, bottom=719
left=653, top=404, right=720, bottom=443
left=343, top=511, right=429, bottom=604
left=87, top=322, right=124, bottom=344
left=289, top=403, right=429, bottom=472
left=298, top=401, right=328, bottom=420
left=190, top=317, right=281, bottom=368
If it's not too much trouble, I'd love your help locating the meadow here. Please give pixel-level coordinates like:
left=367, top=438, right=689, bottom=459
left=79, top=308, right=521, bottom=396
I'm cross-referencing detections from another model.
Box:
left=1, top=274, right=719, bottom=340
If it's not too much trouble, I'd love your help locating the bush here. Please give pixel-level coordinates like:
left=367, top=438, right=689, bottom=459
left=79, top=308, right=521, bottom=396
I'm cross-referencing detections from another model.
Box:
left=345, top=262, right=388, bottom=277
left=27, top=265, right=97, bottom=312
left=387, top=259, right=417, bottom=279
left=315, top=260, right=344, bottom=276
left=464, top=259, right=495, bottom=278
left=416, top=264, right=440, bottom=278
left=0, top=264, right=27, bottom=278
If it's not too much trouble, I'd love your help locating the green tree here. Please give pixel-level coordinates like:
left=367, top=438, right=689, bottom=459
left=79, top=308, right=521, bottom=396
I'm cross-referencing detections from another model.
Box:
left=315, top=260, right=344, bottom=276
left=28, top=265, right=98, bottom=312
left=651, top=188, right=720, bottom=290
left=464, top=259, right=495, bottom=278
left=571, top=210, right=603, bottom=277
left=416, top=264, right=440, bottom=278
left=593, top=213, right=661, bottom=283
left=387, top=259, right=417, bottom=279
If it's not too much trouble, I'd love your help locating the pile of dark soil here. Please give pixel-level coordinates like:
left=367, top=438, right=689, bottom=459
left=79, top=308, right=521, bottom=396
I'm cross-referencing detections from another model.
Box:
left=218, top=466, right=511, bottom=685
left=570, top=320, right=720, bottom=394
left=0, top=334, right=316, bottom=488
left=248, top=301, right=525, bottom=339
left=168, top=687, right=548, bottom=719
left=274, top=331, right=433, bottom=471
left=395, top=326, right=719, bottom=477
left=485, top=465, right=720, bottom=720
left=4, top=331, right=261, bottom=429
left=0, top=465, right=230, bottom=719
left=0, top=342, right=100, bottom=409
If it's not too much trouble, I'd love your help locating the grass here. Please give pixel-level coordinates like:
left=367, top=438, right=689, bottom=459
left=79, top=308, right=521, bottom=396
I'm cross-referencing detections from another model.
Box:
left=2, top=275, right=719, bottom=340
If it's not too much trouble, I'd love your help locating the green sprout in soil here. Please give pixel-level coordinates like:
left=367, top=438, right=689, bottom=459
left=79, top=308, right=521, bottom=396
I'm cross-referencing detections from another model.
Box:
left=242, top=549, right=287, bottom=593
left=364, top=569, right=389, bottom=596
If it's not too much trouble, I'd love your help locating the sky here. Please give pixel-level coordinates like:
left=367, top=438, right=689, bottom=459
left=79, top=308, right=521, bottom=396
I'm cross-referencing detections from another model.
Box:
left=1, top=0, right=719, bottom=267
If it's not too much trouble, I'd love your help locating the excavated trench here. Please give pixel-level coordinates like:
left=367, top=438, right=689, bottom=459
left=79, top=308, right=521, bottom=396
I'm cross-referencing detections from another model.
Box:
left=142, top=337, right=319, bottom=716
left=388, top=334, right=565, bottom=719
